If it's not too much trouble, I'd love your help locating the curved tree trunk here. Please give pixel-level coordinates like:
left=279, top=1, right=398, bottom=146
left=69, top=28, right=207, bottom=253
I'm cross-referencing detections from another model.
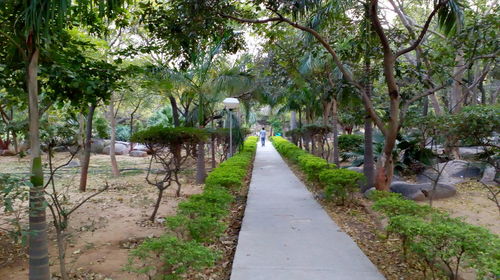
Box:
left=79, top=103, right=97, bottom=192
left=169, top=95, right=180, bottom=127
left=27, top=43, right=50, bottom=280
left=331, top=99, right=340, bottom=166
left=109, top=94, right=120, bottom=177
left=363, top=58, right=375, bottom=191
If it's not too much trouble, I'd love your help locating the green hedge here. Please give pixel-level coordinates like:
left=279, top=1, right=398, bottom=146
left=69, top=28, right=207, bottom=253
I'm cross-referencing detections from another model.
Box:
left=127, top=136, right=258, bottom=279
left=271, top=136, right=365, bottom=204
left=371, top=191, right=500, bottom=279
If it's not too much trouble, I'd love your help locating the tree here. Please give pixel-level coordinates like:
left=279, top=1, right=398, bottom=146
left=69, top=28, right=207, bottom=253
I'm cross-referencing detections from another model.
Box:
left=172, top=0, right=463, bottom=190
left=0, top=1, right=127, bottom=278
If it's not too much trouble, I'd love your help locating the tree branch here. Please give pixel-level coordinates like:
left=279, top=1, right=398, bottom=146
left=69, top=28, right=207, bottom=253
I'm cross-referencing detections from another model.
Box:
left=396, top=0, right=451, bottom=58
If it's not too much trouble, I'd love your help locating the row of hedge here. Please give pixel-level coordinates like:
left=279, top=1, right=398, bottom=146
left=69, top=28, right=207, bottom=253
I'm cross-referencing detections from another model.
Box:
left=370, top=191, right=499, bottom=279
left=126, top=136, right=258, bottom=280
left=271, top=136, right=364, bottom=205
left=273, top=136, right=499, bottom=279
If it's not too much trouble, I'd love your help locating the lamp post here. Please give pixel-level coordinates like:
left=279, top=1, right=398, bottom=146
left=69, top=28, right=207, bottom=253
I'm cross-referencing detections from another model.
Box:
left=223, top=97, right=239, bottom=158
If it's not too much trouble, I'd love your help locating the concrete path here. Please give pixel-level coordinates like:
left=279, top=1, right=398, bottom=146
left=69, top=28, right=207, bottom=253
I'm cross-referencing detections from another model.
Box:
left=230, top=141, right=385, bottom=280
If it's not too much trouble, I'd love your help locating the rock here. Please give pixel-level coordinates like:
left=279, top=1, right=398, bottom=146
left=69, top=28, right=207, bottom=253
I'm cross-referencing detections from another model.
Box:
left=390, top=181, right=456, bottom=201
left=91, top=139, right=106, bottom=154
left=116, top=141, right=130, bottom=147
left=459, top=146, right=485, bottom=158
left=363, top=187, right=376, bottom=198
left=131, top=144, right=148, bottom=151
left=67, top=159, right=80, bottom=168
left=102, top=143, right=128, bottom=155
left=417, top=160, right=483, bottom=185
left=129, top=150, right=148, bottom=157
left=480, top=166, right=498, bottom=185
left=347, top=166, right=364, bottom=173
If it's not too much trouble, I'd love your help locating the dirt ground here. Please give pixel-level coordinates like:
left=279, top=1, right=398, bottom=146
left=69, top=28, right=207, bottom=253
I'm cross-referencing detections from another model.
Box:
left=0, top=152, right=207, bottom=279
left=417, top=181, right=499, bottom=235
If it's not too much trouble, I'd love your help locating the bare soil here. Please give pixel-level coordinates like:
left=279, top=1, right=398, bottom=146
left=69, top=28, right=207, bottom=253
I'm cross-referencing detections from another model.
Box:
left=0, top=153, right=207, bottom=279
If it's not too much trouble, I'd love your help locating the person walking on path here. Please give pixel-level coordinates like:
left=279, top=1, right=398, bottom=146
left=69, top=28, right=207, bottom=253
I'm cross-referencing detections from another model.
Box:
left=259, top=127, right=266, bottom=147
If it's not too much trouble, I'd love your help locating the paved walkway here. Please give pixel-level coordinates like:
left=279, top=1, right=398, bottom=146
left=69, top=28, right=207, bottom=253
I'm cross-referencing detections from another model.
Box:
left=230, top=141, right=385, bottom=280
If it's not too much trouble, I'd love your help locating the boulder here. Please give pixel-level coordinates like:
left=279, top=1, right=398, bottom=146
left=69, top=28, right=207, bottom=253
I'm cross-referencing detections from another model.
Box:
left=480, top=166, right=498, bottom=185
left=363, top=187, right=376, bottom=198
left=459, top=146, right=485, bottom=158
left=91, top=139, right=106, bottom=154
left=103, top=143, right=128, bottom=155
left=417, top=160, right=483, bottom=185
left=390, top=181, right=457, bottom=201
left=131, top=144, right=148, bottom=151
left=67, top=159, right=80, bottom=168
left=129, top=150, right=148, bottom=157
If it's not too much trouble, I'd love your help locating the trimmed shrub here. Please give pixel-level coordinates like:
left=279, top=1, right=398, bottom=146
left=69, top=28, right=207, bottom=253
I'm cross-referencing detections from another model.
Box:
left=297, top=154, right=330, bottom=182
left=126, top=136, right=257, bottom=279
left=338, top=134, right=364, bottom=152
left=318, top=169, right=365, bottom=204
left=371, top=191, right=500, bottom=279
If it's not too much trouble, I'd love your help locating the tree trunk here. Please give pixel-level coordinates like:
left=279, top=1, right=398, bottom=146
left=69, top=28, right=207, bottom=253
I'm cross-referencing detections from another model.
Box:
left=79, top=103, right=97, bottom=192
left=290, top=111, right=297, bottom=130
left=56, top=230, right=68, bottom=280
left=78, top=113, right=85, bottom=162
left=196, top=141, right=206, bottom=184
left=108, top=95, right=120, bottom=177
left=169, top=96, right=180, bottom=127
left=27, top=42, right=50, bottom=280
left=331, top=99, right=340, bottom=166
left=363, top=59, right=375, bottom=191
left=150, top=187, right=164, bottom=222
left=374, top=128, right=397, bottom=191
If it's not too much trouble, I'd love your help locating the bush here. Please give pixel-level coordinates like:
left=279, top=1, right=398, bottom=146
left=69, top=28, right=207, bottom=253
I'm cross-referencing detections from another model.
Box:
left=131, top=126, right=208, bottom=146
left=126, top=235, right=218, bottom=280
left=371, top=191, right=500, bottom=279
left=297, top=154, right=330, bottom=182
left=318, top=169, right=365, bottom=204
left=116, top=125, right=131, bottom=141
left=93, top=116, right=109, bottom=139
left=338, top=134, right=364, bottom=152
left=166, top=215, right=225, bottom=243
left=127, top=136, right=257, bottom=279
left=272, top=136, right=333, bottom=180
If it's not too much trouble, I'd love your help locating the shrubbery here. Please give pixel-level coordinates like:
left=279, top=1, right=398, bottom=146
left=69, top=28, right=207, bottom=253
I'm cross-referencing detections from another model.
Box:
left=126, top=136, right=258, bottom=279
left=319, top=168, right=365, bottom=205
left=272, top=136, right=366, bottom=204
left=338, top=134, right=364, bottom=152
left=371, top=191, right=500, bottom=279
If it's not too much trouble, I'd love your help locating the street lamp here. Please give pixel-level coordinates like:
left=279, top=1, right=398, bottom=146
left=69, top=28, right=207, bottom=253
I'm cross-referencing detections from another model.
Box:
left=223, top=97, right=240, bottom=158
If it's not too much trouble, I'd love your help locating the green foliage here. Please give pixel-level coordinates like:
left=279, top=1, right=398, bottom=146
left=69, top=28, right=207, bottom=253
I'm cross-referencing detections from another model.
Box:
left=116, top=125, right=131, bottom=141
left=127, top=136, right=257, bottom=278
left=93, top=116, right=109, bottom=139
left=131, top=126, right=208, bottom=147
left=147, top=105, right=174, bottom=127
left=272, top=136, right=308, bottom=163
left=272, top=136, right=333, bottom=182
left=371, top=191, right=500, bottom=278
left=338, top=134, right=364, bottom=152
left=318, top=169, right=365, bottom=205
left=297, top=154, right=330, bottom=182
left=126, top=235, right=218, bottom=280
left=0, top=175, right=29, bottom=243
